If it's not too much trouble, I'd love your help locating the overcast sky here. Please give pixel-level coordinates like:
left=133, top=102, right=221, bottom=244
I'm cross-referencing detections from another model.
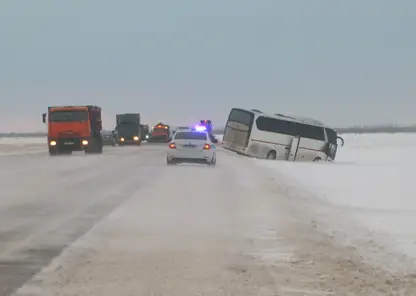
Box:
left=0, top=0, right=415, bottom=132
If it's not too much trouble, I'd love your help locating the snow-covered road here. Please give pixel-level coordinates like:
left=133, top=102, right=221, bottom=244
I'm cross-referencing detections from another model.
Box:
left=0, top=139, right=415, bottom=295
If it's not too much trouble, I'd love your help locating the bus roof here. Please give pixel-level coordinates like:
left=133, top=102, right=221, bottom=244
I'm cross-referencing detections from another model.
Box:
left=232, top=108, right=326, bottom=127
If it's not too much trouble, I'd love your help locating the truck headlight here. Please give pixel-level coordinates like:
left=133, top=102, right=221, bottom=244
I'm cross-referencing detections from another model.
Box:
left=82, top=140, right=88, bottom=145
left=50, top=140, right=56, bottom=146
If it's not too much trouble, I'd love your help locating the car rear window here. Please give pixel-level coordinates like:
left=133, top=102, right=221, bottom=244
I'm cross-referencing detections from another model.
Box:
left=174, top=132, right=207, bottom=140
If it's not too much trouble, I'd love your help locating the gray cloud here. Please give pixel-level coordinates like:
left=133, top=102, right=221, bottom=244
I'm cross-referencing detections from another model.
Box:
left=1, top=0, right=415, bottom=131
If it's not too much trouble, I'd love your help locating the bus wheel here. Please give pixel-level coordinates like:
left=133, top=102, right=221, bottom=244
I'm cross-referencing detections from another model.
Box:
left=313, top=157, right=321, bottom=162
left=266, top=150, right=276, bottom=160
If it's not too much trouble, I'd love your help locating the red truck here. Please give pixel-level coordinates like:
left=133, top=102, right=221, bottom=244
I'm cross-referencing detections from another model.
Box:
left=42, top=105, right=103, bottom=155
left=148, top=122, right=171, bottom=143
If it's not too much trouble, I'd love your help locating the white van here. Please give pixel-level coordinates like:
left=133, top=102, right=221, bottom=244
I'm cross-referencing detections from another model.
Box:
left=222, top=108, right=343, bottom=161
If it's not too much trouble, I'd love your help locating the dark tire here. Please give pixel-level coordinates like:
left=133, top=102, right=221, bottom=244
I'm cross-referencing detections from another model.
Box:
left=85, top=138, right=102, bottom=154
left=208, top=155, right=216, bottom=166
left=167, top=158, right=175, bottom=165
left=96, top=139, right=103, bottom=154
left=49, top=149, right=58, bottom=156
left=266, top=150, right=276, bottom=160
left=313, top=157, right=321, bottom=162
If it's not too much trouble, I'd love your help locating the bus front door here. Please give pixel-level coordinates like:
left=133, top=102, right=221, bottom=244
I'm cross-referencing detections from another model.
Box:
left=288, top=136, right=300, bottom=161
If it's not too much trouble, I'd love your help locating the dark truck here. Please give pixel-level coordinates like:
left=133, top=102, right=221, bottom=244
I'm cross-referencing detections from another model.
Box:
left=42, top=105, right=103, bottom=155
left=115, top=113, right=142, bottom=145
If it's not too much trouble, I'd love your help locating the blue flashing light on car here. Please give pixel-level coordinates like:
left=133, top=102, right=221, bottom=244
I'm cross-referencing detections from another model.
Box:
left=194, top=125, right=207, bottom=132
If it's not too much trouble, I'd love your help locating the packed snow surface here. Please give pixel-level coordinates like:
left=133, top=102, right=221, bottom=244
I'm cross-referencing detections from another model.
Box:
left=0, top=137, right=45, bottom=145
left=1, top=133, right=415, bottom=295
left=255, top=133, right=416, bottom=261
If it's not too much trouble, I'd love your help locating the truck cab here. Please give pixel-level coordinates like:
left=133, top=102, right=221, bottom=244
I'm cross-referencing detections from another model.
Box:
left=115, top=113, right=142, bottom=145
left=42, top=105, right=103, bottom=155
left=148, top=122, right=171, bottom=143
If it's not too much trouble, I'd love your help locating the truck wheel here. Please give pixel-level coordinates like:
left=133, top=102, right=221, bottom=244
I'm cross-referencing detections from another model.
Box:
left=49, top=149, right=58, bottom=156
left=97, top=143, right=103, bottom=154
left=86, top=138, right=102, bottom=154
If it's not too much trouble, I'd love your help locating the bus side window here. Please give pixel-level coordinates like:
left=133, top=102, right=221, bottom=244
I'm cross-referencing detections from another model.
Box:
left=255, top=117, right=297, bottom=136
left=296, top=123, right=325, bottom=141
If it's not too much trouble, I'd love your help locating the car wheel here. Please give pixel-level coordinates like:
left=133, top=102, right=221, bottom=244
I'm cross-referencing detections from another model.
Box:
left=167, top=157, right=175, bottom=165
left=208, top=155, right=216, bottom=166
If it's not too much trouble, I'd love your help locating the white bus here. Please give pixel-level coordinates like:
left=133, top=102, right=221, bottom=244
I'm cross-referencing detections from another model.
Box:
left=222, top=108, right=344, bottom=161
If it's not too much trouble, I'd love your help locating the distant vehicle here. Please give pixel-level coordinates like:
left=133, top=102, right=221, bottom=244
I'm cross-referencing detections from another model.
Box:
left=115, top=113, right=142, bottom=145
left=101, top=130, right=117, bottom=146
left=148, top=122, right=171, bottom=143
left=222, top=108, right=344, bottom=161
left=166, top=129, right=216, bottom=165
left=42, top=105, right=103, bottom=155
left=140, top=124, right=150, bottom=141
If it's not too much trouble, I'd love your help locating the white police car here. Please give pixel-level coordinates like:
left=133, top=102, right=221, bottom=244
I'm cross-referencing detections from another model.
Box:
left=166, top=125, right=216, bottom=166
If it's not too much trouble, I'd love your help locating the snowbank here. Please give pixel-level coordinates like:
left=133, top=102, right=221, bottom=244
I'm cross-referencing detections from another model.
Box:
left=0, top=137, right=46, bottom=146
left=0, top=137, right=45, bottom=155
left=255, top=133, right=416, bottom=261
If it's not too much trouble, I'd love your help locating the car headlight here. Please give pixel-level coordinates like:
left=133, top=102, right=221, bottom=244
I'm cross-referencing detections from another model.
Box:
left=50, top=140, right=57, bottom=146
left=145, top=135, right=149, bottom=139
left=133, top=136, right=139, bottom=141
left=82, top=140, right=88, bottom=145
left=120, top=138, right=125, bottom=141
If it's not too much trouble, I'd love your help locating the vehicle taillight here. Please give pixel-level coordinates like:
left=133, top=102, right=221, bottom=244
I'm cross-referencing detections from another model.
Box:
left=203, top=144, right=210, bottom=150
left=169, top=143, right=176, bottom=149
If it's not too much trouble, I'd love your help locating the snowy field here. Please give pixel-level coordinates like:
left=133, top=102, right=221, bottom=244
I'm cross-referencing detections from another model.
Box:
left=255, top=133, right=416, bottom=263
left=2, top=134, right=416, bottom=262
left=0, top=137, right=45, bottom=156
left=0, top=137, right=45, bottom=145
left=1, top=133, right=416, bottom=295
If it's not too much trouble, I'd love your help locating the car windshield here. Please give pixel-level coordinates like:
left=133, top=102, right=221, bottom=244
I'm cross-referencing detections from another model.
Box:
left=49, top=110, right=88, bottom=122
left=174, top=132, right=207, bottom=140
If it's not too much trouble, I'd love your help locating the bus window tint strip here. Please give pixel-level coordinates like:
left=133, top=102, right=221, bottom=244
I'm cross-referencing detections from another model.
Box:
left=255, top=116, right=325, bottom=141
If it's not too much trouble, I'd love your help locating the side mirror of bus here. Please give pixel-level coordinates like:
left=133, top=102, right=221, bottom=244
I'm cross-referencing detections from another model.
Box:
left=42, top=113, right=46, bottom=123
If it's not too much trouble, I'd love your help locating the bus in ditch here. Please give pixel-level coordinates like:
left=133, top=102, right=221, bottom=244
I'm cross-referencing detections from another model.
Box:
left=222, top=108, right=344, bottom=161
